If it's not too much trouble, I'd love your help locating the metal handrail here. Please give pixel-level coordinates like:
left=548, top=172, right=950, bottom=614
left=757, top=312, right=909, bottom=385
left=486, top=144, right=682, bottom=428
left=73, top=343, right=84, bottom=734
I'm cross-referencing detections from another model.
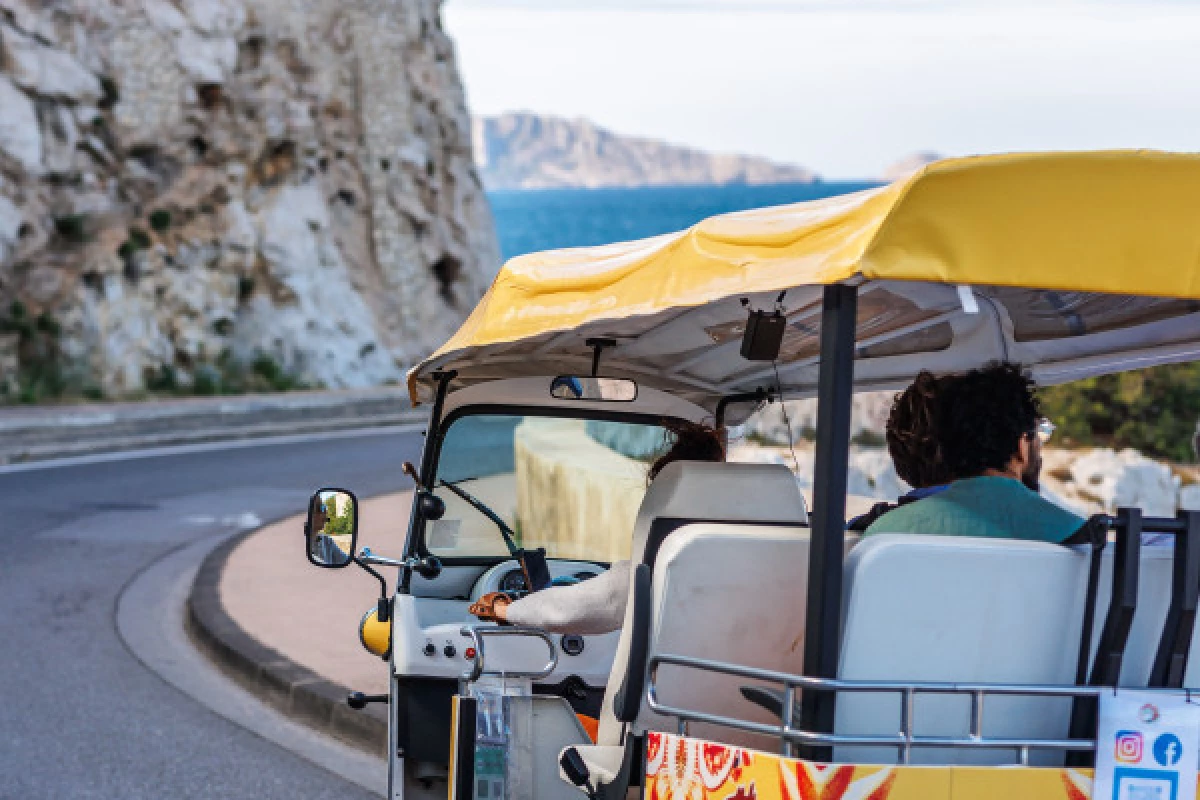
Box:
left=460, top=625, right=558, bottom=683
left=646, top=653, right=1131, bottom=764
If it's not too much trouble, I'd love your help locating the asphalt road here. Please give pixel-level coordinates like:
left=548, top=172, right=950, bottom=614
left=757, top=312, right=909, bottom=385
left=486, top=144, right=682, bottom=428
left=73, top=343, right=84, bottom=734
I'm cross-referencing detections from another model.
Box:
left=0, top=430, right=423, bottom=799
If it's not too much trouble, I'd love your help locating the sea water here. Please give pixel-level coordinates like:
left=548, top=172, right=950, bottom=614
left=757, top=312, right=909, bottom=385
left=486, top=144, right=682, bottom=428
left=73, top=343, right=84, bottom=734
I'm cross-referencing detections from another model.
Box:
left=488, top=181, right=880, bottom=261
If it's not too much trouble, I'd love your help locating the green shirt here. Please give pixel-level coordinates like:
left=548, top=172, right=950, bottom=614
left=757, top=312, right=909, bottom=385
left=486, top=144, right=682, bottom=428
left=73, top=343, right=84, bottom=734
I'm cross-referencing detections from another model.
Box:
left=864, top=475, right=1085, bottom=543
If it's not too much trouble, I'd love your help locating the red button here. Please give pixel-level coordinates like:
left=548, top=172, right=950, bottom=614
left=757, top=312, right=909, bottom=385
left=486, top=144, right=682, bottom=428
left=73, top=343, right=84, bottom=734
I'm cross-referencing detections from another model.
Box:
left=464, top=647, right=476, bottom=660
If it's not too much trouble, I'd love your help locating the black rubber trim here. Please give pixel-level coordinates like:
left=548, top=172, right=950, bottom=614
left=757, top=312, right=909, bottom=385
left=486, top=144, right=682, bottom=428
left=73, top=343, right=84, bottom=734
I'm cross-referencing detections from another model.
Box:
left=614, top=564, right=652, bottom=723
left=451, top=694, right=476, bottom=800
left=596, top=735, right=644, bottom=799
left=715, top=389, right=770, bottom=430
left=1070, top=515, right=1111, bottom=687
left=740, top=685, right=790, bottom=719
left=1091, top=508, right=1143, bottom=687
left=394, top=677, right=456, bottom=763
left=533, top=676, right=605, bottom=719
left=1068, top=508, right=1142, bottom=767
left=1149, top=511, right=1200, bottom=688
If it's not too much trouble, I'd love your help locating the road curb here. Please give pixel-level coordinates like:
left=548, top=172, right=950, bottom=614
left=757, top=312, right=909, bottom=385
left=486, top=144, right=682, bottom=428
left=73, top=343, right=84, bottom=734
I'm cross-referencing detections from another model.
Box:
left=186, top=528, right=389, bottom=758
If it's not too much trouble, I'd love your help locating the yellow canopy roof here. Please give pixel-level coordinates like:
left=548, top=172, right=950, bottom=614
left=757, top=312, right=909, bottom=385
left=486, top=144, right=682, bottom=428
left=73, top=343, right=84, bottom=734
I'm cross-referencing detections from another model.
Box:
left=410, top=150, right=1200, bottom=409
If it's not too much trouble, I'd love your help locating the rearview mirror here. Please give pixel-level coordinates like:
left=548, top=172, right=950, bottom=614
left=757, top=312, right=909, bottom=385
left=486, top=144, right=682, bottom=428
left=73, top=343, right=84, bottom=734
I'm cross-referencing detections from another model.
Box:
left=550, top=376, right=637, bottom=402
left=305, top=488, right=358, bottom=568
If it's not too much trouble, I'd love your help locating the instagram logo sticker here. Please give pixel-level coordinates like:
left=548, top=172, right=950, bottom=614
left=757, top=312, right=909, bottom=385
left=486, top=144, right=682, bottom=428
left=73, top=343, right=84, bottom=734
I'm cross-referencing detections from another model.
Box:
left=1114, top=730, right=1144, bottom=764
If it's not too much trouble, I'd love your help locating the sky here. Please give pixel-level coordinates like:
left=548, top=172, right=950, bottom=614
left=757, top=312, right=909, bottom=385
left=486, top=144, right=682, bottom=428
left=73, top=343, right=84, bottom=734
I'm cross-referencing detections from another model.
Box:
left=442, top=0, right=1200, bottom=179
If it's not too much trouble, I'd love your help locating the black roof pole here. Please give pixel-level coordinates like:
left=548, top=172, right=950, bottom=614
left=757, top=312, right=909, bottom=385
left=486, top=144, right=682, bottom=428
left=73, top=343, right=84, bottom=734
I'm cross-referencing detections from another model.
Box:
left=799, top=283, right=857, bottom=758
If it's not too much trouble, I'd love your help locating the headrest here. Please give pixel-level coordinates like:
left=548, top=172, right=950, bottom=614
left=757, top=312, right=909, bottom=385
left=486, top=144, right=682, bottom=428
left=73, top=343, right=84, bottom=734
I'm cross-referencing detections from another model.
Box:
left=630, top=461, right=808, bottom=562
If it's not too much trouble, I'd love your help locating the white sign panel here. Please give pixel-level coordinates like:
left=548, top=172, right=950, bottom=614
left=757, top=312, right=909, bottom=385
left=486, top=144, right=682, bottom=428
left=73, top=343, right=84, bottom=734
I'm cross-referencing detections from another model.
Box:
left=1095, top=690, right=1200, bottom=800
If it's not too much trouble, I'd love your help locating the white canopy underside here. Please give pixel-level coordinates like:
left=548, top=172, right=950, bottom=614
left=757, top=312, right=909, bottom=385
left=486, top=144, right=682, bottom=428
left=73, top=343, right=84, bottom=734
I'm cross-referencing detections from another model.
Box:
left=418, top=280, right=1200, bottom=415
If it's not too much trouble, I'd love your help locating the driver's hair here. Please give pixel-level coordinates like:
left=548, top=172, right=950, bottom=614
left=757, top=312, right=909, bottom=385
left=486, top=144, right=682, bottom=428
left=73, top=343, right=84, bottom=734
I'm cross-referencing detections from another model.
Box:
left=648, top=420, right=725, bottom=483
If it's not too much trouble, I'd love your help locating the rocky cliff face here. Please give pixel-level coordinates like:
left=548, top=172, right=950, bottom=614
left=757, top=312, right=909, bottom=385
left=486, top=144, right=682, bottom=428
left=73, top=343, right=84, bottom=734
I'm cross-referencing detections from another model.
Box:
left=0, top=0, right=499, bottom=398
left=473, top=112, right=819, bottom=190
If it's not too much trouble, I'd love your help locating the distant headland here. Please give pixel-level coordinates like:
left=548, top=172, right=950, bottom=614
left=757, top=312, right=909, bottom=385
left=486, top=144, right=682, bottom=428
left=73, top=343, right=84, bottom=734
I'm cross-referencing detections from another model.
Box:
left=472, top=112, right=820, bottom=190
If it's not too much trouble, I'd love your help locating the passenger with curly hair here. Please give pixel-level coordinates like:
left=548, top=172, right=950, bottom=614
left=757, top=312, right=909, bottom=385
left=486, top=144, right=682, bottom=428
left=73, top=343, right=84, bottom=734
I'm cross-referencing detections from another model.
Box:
left=864, top=362, right=1083, bottom=542
left=886, top=371, right=958, bottom=491
left=848, top=371, right=958, bottom=531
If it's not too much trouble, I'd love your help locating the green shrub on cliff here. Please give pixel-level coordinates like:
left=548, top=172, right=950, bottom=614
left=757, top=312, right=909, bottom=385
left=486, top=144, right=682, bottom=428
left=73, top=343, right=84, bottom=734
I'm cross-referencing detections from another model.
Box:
left=148, top=210, right=172, bottom=232
left=0, top=302, right=68, bottom=404
left=1041, top=363, right=1200, bottom=463
left=53, top=214, right=90, bottom=244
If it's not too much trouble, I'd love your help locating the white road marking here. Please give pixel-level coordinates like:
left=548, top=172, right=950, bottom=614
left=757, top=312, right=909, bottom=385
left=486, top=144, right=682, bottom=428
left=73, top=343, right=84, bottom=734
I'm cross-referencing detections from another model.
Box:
left=226, top=511, right=263, bottom=529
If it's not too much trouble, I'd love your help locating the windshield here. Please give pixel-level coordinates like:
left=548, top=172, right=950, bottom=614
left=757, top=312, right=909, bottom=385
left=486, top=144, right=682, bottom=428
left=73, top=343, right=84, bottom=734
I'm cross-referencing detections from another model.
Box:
left=428, top=414, right=671, bottom=562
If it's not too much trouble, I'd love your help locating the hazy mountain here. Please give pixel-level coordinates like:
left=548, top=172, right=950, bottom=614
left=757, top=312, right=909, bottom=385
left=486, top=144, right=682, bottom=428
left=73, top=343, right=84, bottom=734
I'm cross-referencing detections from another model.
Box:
left=881, top=151, right=943, bottom=181
left=473, top=112, right=819, bottom=190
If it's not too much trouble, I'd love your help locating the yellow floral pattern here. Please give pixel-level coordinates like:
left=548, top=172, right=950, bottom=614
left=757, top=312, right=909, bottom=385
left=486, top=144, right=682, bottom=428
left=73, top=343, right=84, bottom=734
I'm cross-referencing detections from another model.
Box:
left=643, top=733, right=1186, bottom=800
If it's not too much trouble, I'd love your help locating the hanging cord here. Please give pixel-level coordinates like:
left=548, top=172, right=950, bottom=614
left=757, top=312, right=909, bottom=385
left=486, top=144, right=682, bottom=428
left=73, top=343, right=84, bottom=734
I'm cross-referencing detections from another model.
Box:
left=772, top=360, right=800, bottom=474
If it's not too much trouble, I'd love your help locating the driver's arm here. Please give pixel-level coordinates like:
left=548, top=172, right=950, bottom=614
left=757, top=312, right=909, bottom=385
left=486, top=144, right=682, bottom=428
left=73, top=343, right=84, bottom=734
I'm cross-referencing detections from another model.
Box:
left=502, top=560, right=631, bottom=636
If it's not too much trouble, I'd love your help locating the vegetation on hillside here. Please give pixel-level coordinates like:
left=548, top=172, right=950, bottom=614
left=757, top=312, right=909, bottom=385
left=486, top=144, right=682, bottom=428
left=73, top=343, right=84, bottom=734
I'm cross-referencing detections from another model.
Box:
left=1, top=300, right=310, bottom=404
left=0, top=301, right=70, bottom=403
left=1041, top=363, right=1200, bottom=463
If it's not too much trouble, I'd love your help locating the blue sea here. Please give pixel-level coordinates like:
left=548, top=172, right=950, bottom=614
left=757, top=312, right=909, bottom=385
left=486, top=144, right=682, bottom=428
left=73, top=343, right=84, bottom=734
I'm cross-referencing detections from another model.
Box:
left=488, top=182, right=880, bottom=261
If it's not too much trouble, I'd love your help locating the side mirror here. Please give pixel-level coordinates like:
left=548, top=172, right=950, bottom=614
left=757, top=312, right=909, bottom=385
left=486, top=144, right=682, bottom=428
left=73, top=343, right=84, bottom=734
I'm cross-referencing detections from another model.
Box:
left=305, top=488, right=358, bottom=568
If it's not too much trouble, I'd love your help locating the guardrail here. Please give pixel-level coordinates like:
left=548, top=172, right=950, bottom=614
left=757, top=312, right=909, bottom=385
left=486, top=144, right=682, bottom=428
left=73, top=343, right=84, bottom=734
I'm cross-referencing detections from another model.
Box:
left=0, top=388, right=424, bottom=465
left=646, top=653, right=1117, bottom=765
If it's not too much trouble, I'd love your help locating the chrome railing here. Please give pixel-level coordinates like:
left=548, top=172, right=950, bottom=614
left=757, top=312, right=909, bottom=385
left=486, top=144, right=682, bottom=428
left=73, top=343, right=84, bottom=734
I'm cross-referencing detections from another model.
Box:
left=460, top=625, right=558, bottom=683
left=646, top=653, right=1119, bottom=765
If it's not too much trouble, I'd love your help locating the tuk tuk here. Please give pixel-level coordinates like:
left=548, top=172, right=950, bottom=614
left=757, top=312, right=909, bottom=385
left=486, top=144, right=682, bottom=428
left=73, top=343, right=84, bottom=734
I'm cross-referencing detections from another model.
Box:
left=303, top=150, right=1200, bottom=800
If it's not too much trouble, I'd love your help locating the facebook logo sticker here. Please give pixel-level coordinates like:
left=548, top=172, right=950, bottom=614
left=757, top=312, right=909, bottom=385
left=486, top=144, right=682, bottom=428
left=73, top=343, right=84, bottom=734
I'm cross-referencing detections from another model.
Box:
left=1154, top=734, right=1184, bottom=768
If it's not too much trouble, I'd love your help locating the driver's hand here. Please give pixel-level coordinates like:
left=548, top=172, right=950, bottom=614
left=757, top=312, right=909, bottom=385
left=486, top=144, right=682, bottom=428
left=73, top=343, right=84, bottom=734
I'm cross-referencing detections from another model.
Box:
left=469, top=592, right=513, bottom=623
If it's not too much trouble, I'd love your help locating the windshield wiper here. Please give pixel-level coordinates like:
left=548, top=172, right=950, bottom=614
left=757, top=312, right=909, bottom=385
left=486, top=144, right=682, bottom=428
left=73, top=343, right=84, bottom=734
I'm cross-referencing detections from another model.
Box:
left=437, top=479, right=551, bottom=591
left=437, top=479, right=520, bottom=556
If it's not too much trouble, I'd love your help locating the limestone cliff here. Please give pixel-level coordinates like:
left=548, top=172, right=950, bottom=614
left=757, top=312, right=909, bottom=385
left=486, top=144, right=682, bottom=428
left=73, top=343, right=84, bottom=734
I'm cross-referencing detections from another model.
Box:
left=0, top=0, right=499, bottom=398
left=473, top=112, right=819, bottom=190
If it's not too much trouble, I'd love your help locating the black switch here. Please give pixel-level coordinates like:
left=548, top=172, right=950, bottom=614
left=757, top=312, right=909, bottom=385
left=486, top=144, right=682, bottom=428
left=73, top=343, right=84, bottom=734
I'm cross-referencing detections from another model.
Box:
left=443, top=644, right=457, bottom=658
left=423, top=642, right=436, bottom=657
left=561, top=635, right=585, bottom=656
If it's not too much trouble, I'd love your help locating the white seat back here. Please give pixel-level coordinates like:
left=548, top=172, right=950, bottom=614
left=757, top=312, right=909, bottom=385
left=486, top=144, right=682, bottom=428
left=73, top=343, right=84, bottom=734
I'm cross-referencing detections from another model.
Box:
left=836, top=534, right=1092, bottom=766
left=640, top=523, right=810, bottom=750
left=626, top=461, right=809, bottom=564
left=596, top=461, right=808, bottom=745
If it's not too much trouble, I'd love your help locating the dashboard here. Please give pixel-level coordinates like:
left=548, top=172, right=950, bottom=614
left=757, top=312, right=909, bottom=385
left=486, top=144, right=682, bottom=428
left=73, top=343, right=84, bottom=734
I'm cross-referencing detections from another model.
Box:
left=469, top=559, right=605, bottom=601
left=394, top=559, right=619, bottom=688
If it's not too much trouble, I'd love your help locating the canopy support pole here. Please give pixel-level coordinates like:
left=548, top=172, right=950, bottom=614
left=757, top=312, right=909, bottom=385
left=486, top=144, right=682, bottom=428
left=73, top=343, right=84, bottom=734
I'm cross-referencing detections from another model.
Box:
left=799, top=284, right=857, bottom=758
